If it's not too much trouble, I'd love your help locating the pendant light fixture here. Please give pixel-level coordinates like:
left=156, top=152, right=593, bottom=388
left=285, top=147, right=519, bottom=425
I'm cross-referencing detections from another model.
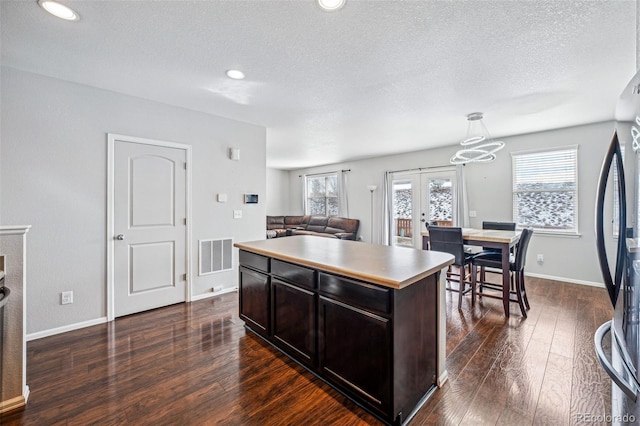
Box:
left=450, top=112, right=505, bottom=165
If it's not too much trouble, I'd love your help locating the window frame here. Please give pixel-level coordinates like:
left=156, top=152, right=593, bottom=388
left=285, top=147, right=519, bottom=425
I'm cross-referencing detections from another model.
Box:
left=511, top=145, right=579, bottom=235
left=304, top=172, right=340, bottom=216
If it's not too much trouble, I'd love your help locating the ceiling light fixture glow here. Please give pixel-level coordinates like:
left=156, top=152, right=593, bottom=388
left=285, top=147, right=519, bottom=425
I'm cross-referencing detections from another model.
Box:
left=317, top=0, right=346, bottom=11
left=38, top=0, right=80, bottom=21
left=225, top=69, right=245, bottom=80
left=450, top=112, right=505, bottom=165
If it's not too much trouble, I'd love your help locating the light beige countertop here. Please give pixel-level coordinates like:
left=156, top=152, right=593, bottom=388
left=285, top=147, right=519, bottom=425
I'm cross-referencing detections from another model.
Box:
left=235, top=235, right=454, bottom=289
left=422, top=227, right=521, bottom=244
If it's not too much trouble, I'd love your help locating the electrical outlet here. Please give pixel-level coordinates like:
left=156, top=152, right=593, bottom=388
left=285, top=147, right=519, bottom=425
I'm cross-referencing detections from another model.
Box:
left=61, top=291, right=73, bottom=305
left=469, top=210, right=477, bottom=218
left=537, top=254, right=544, bottom=263
left=233, top=210, right=242, bottom=219
left=213, top=285, right=223, bottom=293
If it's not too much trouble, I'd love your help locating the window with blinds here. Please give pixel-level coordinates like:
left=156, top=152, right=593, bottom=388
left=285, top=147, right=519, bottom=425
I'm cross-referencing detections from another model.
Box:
left=512, top=146, right=578, bottom=234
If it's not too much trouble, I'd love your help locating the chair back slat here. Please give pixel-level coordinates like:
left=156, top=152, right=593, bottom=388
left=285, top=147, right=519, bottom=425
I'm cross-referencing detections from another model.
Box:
left=514, top=228, right=534, bottom=271
left=482, top=221, right=516, bottom=252
left=429, top=227, right=466, bottom=266
left=482, top=221, right=516, bottom=231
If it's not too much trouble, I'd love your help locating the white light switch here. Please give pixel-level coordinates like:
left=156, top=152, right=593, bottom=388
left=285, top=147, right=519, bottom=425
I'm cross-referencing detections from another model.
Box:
left=233, top=210, right=242, bottom=219
left=469, top=210, right=477, bottom=218
left=217, top=193, right=227, bottom=202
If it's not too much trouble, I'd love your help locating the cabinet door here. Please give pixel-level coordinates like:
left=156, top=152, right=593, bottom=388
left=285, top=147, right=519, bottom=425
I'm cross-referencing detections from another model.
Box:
left=272, top=278, right=316, bottom=366
left=318, top=296, right=391, bottom=415
left=239, top=267, right=270, bottom=336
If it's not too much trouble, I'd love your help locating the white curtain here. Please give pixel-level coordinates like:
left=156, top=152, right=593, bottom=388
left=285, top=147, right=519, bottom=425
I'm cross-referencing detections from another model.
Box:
left=338, top=170, right=350, bottom=217
left=301, top=174, right=308, bottom=214
left=455, top=165, right=470, bottom=227
left=382, top=171, right=392, bottom=245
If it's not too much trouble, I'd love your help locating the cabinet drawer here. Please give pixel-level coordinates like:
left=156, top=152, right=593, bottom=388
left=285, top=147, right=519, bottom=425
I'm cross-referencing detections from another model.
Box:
left=239, top=250, right=269, bottom=273
left=271, top=259, right=316, bottom=290
left=319, top=273, right=391, bottom=315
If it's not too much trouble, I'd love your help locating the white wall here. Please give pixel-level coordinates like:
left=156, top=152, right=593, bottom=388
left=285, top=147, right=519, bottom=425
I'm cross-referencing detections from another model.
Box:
left=265, top=167, right=290, bottom=215
left=286, top=121, right=615, bottom=286
left=0, top=67, right=266, bottom=335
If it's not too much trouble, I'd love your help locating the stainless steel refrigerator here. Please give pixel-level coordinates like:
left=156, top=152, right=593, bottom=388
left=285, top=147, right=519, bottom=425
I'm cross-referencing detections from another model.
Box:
left=595, top=68, right=640, bottom=425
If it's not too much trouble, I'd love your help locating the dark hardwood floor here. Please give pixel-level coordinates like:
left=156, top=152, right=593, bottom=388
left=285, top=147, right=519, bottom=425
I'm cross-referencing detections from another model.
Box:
left=1, top=276, right=613, bottom=425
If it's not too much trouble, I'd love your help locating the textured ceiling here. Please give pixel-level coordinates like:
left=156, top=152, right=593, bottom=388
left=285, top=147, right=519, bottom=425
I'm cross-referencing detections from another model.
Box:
left=1, top=0, right=637, bottom=169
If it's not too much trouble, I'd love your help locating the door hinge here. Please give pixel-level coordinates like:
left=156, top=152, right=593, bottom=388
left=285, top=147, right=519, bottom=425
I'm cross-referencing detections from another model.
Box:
left=183, top=218, right=187, bottom=225
left=182, top=273, right=187, bottom=281
left=184, top=162, right=187, bottom=170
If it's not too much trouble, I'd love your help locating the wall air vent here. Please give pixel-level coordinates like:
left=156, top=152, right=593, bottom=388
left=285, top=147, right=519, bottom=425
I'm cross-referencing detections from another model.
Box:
left=199, top=238, right=233, bottom=275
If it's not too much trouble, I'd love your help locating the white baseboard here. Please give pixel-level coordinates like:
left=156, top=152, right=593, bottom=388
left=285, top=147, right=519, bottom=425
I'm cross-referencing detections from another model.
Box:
left=26, top=289, right=239, bottom=341
left=32, top=278, right=597, bottom=346
left=190, top=287, right=238, bottom=302
left=26, top=317, right=108, bottom=341
left=525, top=272, right=604, bottom=288
left=437, top=370, right=449, bottom=387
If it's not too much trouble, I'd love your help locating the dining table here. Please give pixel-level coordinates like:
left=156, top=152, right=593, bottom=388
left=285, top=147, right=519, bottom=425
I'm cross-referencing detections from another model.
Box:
left=421, top=227, right=522, bottom=317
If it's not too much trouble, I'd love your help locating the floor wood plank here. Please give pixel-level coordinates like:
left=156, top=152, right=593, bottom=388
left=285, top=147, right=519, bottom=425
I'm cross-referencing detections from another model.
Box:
left=1, top=276, right=613, bottom=425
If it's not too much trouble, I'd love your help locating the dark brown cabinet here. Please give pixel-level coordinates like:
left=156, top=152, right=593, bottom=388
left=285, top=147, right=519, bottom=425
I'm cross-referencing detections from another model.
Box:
left=319, top=295, right=391, bottom=415
left=237, top=248, right=440, bottom=426
left=272, top=278, right=316, bottom=366
left=239, top=265, right=270, bottom=337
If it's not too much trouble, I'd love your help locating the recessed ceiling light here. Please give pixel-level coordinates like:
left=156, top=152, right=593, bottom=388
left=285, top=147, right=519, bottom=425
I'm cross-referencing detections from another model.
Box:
left=38, top=0, right=80, bottom=21
left=317, top=0, right=346, bottom=11
left=226, top=70, right=245, bottom=80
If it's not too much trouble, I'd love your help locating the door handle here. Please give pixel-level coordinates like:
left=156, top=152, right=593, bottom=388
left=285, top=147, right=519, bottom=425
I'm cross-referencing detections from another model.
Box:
left=594, top=320, right=639, bottom=401
left=115, top=234, right=125, bottom=240
left=595, top=131, right=626, bottom=306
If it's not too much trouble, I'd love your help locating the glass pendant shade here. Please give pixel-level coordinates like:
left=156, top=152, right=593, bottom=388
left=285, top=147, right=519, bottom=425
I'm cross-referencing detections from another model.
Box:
left=450, top=112, right=505, bottom=165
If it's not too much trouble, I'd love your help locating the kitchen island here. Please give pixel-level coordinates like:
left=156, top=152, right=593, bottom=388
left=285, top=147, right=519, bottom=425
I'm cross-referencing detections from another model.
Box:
left=234, top=235, right=454, bottom=426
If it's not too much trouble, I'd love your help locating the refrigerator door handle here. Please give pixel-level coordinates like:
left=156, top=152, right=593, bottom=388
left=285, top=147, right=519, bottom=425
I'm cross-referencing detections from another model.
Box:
left=595, top=320, right=639, bottom=401
left=595, top=131, right=626, bottom=306
left=0, top=286, right=8, bottom=309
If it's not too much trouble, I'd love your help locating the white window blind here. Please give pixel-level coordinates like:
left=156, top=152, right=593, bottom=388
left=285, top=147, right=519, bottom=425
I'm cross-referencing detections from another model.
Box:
left=512, top=146, right=578, bottom=234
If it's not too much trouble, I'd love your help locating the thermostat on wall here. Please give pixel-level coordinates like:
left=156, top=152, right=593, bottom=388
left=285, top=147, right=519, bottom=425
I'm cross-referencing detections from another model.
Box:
left=244, top=194, right=259, bottom=204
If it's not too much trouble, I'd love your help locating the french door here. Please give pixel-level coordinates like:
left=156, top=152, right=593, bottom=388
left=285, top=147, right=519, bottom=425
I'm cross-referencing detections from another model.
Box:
left=390, top=170, right=456, bottom=249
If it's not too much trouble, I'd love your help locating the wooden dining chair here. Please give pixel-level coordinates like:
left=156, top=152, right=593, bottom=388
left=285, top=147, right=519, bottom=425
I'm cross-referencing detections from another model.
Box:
left=428, top=226, right=475, bottom=309
left=470, top=227, right=533, bottom=317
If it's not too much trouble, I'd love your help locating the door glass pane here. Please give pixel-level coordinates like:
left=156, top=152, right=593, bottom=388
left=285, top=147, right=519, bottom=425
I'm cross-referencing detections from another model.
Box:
left=428, top=178, right=453, bottom=226
left=392, top=180, right=413, bottom=247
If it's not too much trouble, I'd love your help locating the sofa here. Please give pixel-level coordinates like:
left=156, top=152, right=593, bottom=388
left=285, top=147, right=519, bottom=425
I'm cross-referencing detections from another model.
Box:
left=266, top=215, right=360, bottom=240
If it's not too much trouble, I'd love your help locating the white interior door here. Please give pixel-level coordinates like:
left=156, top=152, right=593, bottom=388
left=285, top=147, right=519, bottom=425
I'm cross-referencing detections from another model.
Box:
left=112, top=138, right=188, bottom=317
